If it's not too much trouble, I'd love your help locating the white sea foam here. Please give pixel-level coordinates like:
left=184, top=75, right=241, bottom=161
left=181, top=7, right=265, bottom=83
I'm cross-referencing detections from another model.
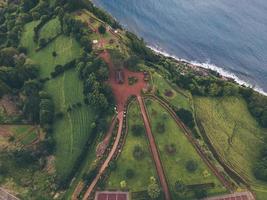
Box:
left=148, top=45, right=267, bottom=96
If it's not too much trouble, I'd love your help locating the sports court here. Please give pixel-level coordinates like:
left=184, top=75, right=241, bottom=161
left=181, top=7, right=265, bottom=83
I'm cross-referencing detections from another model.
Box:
left=203, top=191, right=255, bottom=200
left=95, top=191, right=129, bottom=200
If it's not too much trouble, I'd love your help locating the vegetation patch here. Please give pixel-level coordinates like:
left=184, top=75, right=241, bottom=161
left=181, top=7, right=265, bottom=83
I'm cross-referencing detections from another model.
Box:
left=145, top=99, right=227, bottom=199
left=194, top=96, right=267, bottom=195
left=20, top=21, right=81, bottom=78
left=45, top=69, right=95, bottom=181
left=106, top=101, right=157, bottom=192
left=153, top=72, right=191, bottom=110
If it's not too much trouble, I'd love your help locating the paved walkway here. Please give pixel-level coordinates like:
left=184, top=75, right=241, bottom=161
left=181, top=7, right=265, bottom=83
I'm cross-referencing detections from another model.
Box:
left=137, top=96, right=171, bottom=200
left=83, top=112, right=124, bottom=200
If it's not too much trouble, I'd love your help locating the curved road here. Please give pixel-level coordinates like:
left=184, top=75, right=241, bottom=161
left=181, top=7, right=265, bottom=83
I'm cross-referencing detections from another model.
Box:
left=137, top=96, right=171, bottom=200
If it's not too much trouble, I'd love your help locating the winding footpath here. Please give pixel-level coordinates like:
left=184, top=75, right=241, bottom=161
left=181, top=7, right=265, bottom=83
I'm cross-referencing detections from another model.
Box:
left=82, top=112, right=124, bottom=200
left=137, top=96, right=171, bottom=200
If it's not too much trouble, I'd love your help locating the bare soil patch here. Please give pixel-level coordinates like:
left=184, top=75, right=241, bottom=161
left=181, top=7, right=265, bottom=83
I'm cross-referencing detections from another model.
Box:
left=0, top=95, right=20, bottom=116
left=100, top=50, right=147, bottom=112
left=164, top=89, right=174, bottom=97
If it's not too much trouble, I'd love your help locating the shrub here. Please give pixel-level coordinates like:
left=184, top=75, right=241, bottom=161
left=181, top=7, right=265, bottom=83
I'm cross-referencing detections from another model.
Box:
left=175, top=180, right=187, bottom=194
left=185, top=160, right=198, bottom=172
left=98, top=25, right=106, bottom=34
left=52, top=51, right=57, bottom=57
left=125, top=169, right=135, bottom=179
left=176, top=108, right=195, bottom=128
left=165, top=144, right=176, bottom=155
left=109, top=160, right=117, bottom=171
left=156, top=122, right=165, bottom=134
left=147, top=177, right=161, bottom=199
left=133, top=145, right=144, bottom=160
left=194, top=189, right=207, bottom=199
left=131, top=124, right=144, bottom=137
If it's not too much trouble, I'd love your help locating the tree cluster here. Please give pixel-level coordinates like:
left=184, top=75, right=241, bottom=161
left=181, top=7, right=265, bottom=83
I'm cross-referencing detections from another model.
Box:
left=76, top=55, right=114, bottom=113
left=240, top=87, right=267, bottom=128
left=175, top=73, right=239, bottom=97
left=39, top=91, right=55, bottom=132
left=50, top=59, right=76, bottom=78
left=126, top=31, right=158, bottom=62
left=174, top=108, right=195, bottom=129
left=0, top=47, right=39, bottom=95
left=61, top=14, right=92, bottom=53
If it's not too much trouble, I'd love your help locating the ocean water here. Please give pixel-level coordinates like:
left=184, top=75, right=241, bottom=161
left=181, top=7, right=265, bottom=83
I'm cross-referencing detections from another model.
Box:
left=92, top=0, right=267, bottom=94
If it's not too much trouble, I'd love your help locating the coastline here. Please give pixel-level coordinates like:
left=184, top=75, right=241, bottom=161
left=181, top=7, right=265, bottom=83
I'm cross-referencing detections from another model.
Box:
left=148, top=45, right=267, bottom=96
left=90, top=0, right=267, bottom=97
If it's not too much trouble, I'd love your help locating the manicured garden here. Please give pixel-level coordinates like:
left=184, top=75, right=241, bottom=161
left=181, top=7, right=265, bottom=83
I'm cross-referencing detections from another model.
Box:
left=152, top=72, right=191, bottom=110
left=145, top=99, right=227, bottom=199
left=194, top=96, right=267, bottom=198
left=106, top=101, right=157, bottom=192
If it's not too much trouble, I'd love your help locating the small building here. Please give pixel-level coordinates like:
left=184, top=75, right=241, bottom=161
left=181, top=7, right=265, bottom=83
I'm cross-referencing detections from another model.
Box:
left=95, top=191, right=129, bottom=200
left=93, top=40, right=98, bottom=44
left=115, top=70, right=124, bottom=84
left=143, top=71, right=150, bottom=81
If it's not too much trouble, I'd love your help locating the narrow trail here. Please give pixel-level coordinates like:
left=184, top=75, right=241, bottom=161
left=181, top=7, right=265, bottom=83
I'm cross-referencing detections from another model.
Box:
left=96, top=116, right=117, bottom=157
left=150, top=95, right=233, bottom=192
left=72, top=116, right=117, bottom=200
left=137, top=96, right=171, bottom=200
left=82, top=112, right=124, bottom=200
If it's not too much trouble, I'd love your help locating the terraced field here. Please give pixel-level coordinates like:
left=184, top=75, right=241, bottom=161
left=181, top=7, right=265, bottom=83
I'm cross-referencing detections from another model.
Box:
left=106, top=101, right=157, bottom=192
left=194, top=96, right=267, bottom=199
left=45, top=69, right=95, bottom=178
left=145, top=99, right=227, bottom=199
left=152, top=72, right=191, bottom=110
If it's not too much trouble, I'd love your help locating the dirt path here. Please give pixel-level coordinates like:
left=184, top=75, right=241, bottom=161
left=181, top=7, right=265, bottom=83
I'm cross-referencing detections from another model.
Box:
left=150, top=95, right=233, bottom=192
left=96, top=116, right=117, bottom=158
left=82, top=112, right=124, bottom=200
left=137, top=96, right=171, bottom=200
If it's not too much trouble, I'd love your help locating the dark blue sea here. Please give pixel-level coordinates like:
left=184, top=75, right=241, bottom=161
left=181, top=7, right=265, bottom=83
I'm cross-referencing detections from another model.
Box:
left=92, top=0, right=267, bottom=94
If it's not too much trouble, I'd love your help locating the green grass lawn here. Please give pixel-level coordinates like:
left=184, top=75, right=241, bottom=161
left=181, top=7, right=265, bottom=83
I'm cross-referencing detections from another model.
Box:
left=21, top=20, right=81, bottom=78
left=194, top=96, right=267, bottom=199
left=20, top=20, right=96, bottom=180
left=106, top=100, right=157, bottom=192
left=145, top=99, right=227, bottom=199
left=39, top=17, right=61, bottom=39
left=152, top=72, right=191, bottom=110
left=45, top=69, right=95, bottom=179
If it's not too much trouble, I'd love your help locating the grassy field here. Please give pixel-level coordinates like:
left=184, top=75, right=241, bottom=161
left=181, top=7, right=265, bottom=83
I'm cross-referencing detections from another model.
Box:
left=152, top=72, right=191, bottom=110
left=145, top=99, right=226, bottom=198
left=21, top=21, right=81, bottom=78
left=106, top=101, right=157, bottom=192
left=20, top=19, right=96, bottom=180
left=39, top=17, right=61, bottom=40
left=45, top=69, right=95, bottom=179
left=194, top=96, right=267, bottom=198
